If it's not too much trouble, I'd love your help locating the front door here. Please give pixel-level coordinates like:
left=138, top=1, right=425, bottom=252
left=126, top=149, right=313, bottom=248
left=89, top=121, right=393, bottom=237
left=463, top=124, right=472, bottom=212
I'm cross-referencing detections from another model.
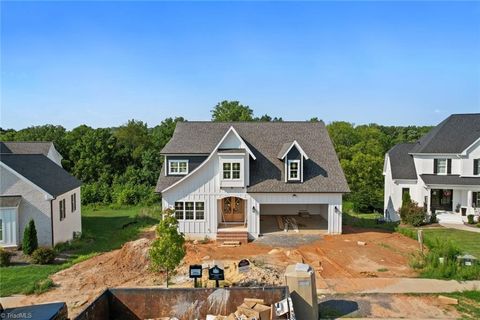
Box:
left=430, top=189, right=453, bottom=212
left=221, top=197, right=245, bottom=222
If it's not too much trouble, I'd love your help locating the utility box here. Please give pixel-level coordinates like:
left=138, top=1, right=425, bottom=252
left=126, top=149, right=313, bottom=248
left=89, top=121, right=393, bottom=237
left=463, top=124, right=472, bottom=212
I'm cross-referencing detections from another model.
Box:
left=285, top=263, right=318, bottom=320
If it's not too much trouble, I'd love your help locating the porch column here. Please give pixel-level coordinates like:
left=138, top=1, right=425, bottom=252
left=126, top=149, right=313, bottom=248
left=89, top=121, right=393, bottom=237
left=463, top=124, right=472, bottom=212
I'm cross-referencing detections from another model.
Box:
left=467, top=190, right=473, bottom=208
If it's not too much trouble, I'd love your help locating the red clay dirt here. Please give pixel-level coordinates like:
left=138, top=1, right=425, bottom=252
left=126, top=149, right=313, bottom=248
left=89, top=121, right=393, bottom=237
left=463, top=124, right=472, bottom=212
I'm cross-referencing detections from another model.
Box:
left=17, top=227, right=422, bottom=318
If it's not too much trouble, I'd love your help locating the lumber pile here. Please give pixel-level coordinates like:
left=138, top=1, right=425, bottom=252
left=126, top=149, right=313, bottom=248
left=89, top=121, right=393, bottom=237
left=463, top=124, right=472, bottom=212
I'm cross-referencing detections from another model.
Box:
left=207, top=297, right=273, bottom=320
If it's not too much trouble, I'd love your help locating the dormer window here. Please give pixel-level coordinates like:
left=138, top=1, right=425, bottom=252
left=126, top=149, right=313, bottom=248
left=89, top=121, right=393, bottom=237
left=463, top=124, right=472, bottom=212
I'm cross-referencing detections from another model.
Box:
left=223, top=162, right=241, bottom=180
left=288, top=160, right=300, bottom=181
left=169, top=160, right=189, bottom=175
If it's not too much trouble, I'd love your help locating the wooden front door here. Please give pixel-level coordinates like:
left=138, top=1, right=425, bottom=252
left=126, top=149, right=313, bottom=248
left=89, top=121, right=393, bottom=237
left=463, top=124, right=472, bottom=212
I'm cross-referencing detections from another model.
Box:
left=221, top=197, right=245, bottom=222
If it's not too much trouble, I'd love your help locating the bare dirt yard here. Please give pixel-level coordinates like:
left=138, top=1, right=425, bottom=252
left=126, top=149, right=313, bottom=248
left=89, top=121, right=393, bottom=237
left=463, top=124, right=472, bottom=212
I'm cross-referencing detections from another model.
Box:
left=17, top=227, right=426, bottom=317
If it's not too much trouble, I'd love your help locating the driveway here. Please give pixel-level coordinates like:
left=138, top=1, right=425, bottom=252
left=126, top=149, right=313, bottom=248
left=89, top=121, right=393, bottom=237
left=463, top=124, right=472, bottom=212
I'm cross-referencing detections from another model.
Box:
left=439, top=223, right=480, bottom=233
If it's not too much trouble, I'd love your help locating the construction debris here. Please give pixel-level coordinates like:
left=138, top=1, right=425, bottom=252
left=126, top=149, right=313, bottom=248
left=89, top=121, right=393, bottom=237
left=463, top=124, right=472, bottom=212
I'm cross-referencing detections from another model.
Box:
left=207, top=297, right=275, bottom=320
left=438, top=295, right=459, bottom=305
left=357, top=241, right=367, bottom=246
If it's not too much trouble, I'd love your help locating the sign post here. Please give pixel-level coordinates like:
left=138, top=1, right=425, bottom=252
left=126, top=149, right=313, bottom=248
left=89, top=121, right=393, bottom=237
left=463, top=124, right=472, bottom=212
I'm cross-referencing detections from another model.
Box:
left=189, top=264, right=203, bottom=288
left=208, top=265, right=225, bottom=288
left=417, top=229, right=424, bottom=254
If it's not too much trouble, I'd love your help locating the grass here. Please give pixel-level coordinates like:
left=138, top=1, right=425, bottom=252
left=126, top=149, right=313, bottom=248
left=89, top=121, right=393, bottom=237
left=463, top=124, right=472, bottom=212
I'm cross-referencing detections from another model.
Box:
left=0, top=205, right=159, bottom=297
left=445, top=291, right=480, bottom=319
left=397, top=227, right=480, bottom=280
left=342, top=201, right=399, bottom=231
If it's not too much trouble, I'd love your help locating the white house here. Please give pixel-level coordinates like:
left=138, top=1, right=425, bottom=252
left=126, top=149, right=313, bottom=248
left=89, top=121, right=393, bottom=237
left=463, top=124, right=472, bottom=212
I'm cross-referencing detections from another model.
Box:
left=156, top=121, right=349, bottom=242
left=384, top=114, right=480, bottom=223
left=0, top=142, right=82, bottom=248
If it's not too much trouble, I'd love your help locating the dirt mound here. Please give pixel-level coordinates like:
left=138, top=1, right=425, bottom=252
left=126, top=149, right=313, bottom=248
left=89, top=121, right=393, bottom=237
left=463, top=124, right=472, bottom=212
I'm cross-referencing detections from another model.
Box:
left=19, top=238, right=162, bottom=317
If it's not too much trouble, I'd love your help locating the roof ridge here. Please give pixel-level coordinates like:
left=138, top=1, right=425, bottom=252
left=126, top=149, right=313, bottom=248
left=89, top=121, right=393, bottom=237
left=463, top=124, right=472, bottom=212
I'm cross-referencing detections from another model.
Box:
left=179, top=121, right=325, bottom=124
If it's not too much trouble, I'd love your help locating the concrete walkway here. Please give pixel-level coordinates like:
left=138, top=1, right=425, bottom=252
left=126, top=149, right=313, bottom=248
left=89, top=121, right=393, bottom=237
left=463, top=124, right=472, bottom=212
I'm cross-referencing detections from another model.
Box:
left=439, top=222, right=480, bottom=233
left=317, top=278, right=480, bottom=294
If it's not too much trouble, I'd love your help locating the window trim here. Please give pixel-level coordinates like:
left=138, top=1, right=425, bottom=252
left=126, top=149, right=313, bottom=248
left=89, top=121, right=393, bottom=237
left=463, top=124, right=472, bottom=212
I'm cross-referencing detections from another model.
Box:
left=174, top=201, right=205, bottom=221
left=287, top=159, right=301, bottom=181
left=71, top=193, right=77, bottom=212
left=436, top=158, right=448, bottom=175
left=168, top=160, right=189, bottom=175
left=222, top=162, right=241, bottom=180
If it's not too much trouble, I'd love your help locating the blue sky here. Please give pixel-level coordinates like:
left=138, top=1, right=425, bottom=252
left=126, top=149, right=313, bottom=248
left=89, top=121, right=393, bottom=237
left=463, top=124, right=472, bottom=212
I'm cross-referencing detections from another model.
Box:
left=1, top=1, right=479, bottom=129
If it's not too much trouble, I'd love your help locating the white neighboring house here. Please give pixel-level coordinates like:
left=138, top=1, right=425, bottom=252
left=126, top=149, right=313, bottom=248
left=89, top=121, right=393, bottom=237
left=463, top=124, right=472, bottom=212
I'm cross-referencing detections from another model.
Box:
left=0, top=142, right=82, bottom=248
left=384, top=113, right=480, bottom=223
left=156, top=121, right=350, bottom=241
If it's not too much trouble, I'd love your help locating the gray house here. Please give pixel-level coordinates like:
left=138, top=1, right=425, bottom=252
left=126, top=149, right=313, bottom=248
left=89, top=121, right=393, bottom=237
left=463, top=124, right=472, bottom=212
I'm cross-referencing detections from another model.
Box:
left=0, top=142, right=82, bottom=248
left=156, top=121, right=349, bottom=242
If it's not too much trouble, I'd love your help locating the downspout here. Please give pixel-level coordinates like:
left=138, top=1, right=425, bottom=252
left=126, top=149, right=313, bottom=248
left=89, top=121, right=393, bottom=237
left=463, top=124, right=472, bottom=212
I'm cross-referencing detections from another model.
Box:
left=50, top=198, right=55, bottom=247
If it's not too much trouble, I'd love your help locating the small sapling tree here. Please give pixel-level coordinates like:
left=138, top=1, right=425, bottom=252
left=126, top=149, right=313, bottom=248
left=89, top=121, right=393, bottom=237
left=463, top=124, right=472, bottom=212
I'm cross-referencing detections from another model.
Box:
left=149, top=208, right=185, bottom=287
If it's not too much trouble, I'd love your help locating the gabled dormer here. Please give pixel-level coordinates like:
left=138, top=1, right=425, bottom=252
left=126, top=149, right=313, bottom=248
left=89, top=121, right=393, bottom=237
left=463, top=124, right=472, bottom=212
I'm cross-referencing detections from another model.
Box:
left=277, top=140, right=309, bottom=183
left=217, top=126, right=256, bottom=188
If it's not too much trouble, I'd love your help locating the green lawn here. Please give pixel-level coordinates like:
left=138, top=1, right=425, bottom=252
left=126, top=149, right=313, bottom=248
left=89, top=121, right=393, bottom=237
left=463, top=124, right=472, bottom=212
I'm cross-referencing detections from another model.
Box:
left=0, top=205, right=159, bottom=297
left=342, top=201, right=399, bottom=231
left=398, top=227, right=480, bottom=258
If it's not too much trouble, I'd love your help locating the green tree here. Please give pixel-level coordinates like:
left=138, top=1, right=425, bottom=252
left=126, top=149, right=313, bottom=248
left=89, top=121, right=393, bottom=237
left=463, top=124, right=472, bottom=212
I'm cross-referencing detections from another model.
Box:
left=149, top=209, right=186, bottom=287
left=114, top=119, right=150, bottom=166
left=211, top=100, right=253, bottom=121
left=23, top=219, right=38, bottom=255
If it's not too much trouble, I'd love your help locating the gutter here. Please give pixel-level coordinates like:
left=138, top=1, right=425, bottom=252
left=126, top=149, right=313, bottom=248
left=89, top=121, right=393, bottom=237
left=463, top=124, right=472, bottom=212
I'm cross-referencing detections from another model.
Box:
left=50, top=198, right=55, bottom=247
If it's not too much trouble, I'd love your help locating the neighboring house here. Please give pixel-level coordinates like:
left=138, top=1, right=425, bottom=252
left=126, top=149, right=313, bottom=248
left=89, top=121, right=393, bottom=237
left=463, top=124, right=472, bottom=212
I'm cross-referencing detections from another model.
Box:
left=384, top=113, right=480, bottom=222
left=156, top=121, right=349, bottom=241
left=0, top=142, right=82, bottom=248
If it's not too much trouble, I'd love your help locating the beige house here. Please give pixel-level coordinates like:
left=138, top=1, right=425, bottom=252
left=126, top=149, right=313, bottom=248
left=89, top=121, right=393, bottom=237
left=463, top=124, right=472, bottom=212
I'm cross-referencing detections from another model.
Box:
left=0, top=142, right=82, bottom=248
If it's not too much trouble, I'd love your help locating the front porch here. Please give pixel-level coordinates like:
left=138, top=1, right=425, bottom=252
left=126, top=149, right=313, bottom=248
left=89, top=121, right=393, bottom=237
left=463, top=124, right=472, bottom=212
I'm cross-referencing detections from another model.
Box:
left=429, top=188, right=480, bottom=224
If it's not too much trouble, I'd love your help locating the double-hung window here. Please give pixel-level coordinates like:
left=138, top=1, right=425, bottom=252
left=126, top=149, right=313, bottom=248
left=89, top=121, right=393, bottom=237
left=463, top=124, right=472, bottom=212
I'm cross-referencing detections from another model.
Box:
left=435, top=159, right=447, bottom=174
left=174, top=202, right=184, bottom=220
left=169, top=160, right=188, bottom=175
left=474, top=159, right=480, bottom=175
left=59, top=199, right=66, bottom=221
left=288, top=160, right=300, bottom=181
left=185, top=202, right=194, bottom=220
left=71, top=193, right=77, bottom=212
left=195, top=202, right=205, bottom=220
left=223, top=162, right=241, bottom=180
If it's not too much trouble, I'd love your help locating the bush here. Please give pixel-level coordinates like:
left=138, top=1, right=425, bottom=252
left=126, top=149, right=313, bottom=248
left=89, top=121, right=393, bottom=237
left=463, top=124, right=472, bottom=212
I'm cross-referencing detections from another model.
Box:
left=23, top=219, right=38, bottom=255
left=31, top=248, right=56, bottom=265
left=467, top=214, right=475, bottom=224
left=399, top=200, right=426, bottom=227
left=0, top=248, right=13, bottom=267
left=429, top=212, right=437, bottom=224
left=112, top=183, right=159, bottom=206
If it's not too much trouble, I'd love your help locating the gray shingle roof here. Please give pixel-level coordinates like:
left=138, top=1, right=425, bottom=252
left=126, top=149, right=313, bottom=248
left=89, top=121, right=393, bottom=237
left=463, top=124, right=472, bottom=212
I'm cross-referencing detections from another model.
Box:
left=157, top=121, right=349, bottom=193
left=1, top=154, right=81, bottom=196
left=409, top=114, right=480, bottom=154
left=0, top=195, right=22, bottom=208
left=277, top=142, right=294, bottom=159
left=420, top=174, right=480, bottom=186
left=387, top=143, right=417, bottom=180
left=0, top=141, right=53, bottom=155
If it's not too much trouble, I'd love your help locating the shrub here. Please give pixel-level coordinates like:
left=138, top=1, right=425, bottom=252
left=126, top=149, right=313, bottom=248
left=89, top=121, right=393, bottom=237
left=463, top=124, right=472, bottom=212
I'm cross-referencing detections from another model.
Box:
left=0, top=248, right=13, bottom=267
left=23, top=219, right=38, bottom=255
left=429, top=212, right=437, bottom=224
left=467, top=214, right=475, bottom=224
left=399, top=200, right=426, bottom=227
left=31, top=248, right=56, bottom=265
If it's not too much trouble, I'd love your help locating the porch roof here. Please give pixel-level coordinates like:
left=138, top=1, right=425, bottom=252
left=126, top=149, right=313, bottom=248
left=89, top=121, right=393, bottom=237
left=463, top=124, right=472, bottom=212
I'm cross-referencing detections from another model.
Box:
left=420, top=174, right=480, bottom=187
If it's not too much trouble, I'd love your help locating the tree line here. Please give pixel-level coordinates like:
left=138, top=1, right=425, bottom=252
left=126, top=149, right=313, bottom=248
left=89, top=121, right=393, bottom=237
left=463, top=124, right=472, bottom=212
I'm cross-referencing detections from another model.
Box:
left=0, top=100, right=432, bottom=211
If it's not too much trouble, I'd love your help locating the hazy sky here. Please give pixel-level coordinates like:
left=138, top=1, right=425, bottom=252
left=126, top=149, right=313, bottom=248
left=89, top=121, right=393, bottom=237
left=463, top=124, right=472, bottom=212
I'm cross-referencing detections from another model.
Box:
left=1, top=1, right=479, bottom=129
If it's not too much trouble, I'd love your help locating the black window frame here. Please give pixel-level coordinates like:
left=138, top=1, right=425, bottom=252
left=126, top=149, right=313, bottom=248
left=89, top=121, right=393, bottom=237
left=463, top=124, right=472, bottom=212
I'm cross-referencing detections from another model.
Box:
left=71, top=193, right=77, bottom=212
left=59, top=199, right=66, bottom=221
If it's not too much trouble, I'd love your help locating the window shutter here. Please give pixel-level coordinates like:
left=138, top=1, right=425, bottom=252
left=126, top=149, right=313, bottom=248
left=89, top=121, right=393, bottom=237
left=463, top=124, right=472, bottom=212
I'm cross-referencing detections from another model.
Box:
left=433, top=159, right=438, bottom=174
left=473, top=192, right=478, bottom=207
left=447, top=159, right=452, bottom=174
left=474, top=159, right=479, bottom=175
